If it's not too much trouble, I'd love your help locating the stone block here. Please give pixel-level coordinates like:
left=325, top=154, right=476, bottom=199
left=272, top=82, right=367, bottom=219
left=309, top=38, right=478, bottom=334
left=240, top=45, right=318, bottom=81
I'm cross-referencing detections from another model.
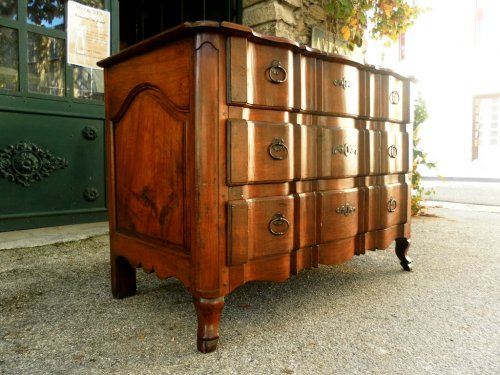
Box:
left=243, top=1, right=296, bottom=27
left=308, top=4, right=326, bottom=21
left=282, top=0, right=302, bottom=7
left=242, top=0, right=266, bottom=7
left=252, top=20, right=297, bottom=40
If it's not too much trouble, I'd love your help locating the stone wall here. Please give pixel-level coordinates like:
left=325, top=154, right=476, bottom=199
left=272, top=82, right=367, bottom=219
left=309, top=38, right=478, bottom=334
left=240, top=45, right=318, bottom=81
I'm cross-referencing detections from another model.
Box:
left=242, top=0, right=327, bottom=45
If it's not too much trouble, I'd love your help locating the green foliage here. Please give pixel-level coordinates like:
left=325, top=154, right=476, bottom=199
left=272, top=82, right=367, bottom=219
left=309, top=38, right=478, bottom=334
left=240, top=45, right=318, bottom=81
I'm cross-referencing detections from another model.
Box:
left=411, top=96, right=440, bottom=216
left=323, top=0, right=422, bottom=52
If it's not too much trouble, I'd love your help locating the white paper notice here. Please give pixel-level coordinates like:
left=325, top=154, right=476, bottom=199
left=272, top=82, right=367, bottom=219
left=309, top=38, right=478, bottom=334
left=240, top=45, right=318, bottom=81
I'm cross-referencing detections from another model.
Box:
left=67, top=1, right=110, bottom=69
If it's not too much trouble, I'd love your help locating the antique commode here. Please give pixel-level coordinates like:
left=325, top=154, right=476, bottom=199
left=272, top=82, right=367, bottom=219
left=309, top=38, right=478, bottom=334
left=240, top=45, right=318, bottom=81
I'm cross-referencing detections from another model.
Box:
left=98, top=21, right=413, bottom=353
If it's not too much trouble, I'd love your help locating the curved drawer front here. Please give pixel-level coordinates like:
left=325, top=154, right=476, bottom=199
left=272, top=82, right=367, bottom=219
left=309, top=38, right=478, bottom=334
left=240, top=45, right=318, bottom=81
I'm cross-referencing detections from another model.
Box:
left=317, top=188, right=360, bottom=243
left=228, top=119, right=294, bottom=185
left=380, top=129, right=409, bottom=175
left=379, top=182, right=408, bottom=229
left=294, top=124, right=318, bottom=180
left=228, top=195, right=295, bottom=265
left=296, top=54, right=317, bottom=111
left=228, top=37, right=294, bottom=109
left=365, top=128, right=381, bottom=175
left=320, top=61, right=365, bottom=116
left=369, top=72, right=382, bottom=119
left=364, top=184, right=381, bottom=232
left=318, top=127, right=364, bottom=178
left=296, top=191, right=317, bottom=248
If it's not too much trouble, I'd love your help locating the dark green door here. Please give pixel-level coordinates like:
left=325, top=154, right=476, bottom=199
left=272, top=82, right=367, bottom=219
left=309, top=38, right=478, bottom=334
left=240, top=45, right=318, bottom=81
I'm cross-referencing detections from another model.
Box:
left=0, top=0, right=119, bottom=231
left=0, top=0, right=240, bottom=231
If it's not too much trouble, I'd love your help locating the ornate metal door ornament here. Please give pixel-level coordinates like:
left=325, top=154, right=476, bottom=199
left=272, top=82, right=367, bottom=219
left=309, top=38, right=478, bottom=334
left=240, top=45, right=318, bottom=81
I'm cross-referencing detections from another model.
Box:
left=0, top=140, right=69, bottom=187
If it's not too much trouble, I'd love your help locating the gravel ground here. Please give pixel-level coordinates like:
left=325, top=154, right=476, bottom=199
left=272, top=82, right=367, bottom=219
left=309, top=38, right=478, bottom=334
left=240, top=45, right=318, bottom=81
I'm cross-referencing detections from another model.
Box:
left=1, top=206, right=499, bottom=374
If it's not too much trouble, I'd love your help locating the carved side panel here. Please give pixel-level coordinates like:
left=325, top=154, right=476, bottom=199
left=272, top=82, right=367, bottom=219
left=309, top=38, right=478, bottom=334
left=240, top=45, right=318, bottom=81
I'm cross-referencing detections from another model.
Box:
left=114, top=89, right=188, bottom=249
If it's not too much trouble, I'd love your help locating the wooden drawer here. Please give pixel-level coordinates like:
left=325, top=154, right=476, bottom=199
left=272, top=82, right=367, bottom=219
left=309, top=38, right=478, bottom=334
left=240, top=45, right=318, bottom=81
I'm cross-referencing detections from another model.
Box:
left=228, top=195, right=294, bottom=265
left=369, top=72, right=409, bottom=122
left=364, top=175, right=409, bottom=231
left=318, top=127, right=364, bottom=178
left=319, top=60, right=365, bottom=116
left=380, top=128, right=410, bottom=175
left=228, top=37, right=294, bottom=109
left=381, top=74, right=409, bottom=122
left=317, top=188, right=360, bottom=243
left=379, top=181, right=408, bottom=229
left=228, top=119, right=294, bottom=184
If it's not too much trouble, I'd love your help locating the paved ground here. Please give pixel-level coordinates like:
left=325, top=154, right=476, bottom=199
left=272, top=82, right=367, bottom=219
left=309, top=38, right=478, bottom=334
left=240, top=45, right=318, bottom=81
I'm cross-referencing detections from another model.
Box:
left=0, top=222, right=108, bottom=251
left=1, top=205, right=499, bottom=374
left=422, top=178, right=500, bottom=207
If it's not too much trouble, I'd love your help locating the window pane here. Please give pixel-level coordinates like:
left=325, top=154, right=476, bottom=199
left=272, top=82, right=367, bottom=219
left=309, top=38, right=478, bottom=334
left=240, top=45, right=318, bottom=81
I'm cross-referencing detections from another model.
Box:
left=28, top=33, right=65, bottom=96
left=0, top=0, right=18, bottom=20
left=73, top=66, right=104, bottom=100
left=0, top=27, right=19, bottom=91
left=27, top=0, right=65, bottom=30
left=73, top=0, right=104, bottom=10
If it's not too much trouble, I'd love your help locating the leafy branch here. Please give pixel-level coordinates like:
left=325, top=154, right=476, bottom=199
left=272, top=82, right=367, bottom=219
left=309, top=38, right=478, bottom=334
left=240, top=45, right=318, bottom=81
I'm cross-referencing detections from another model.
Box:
left=323, top=0, right=422, bottom=52
left=412, top=96, right=440, bottom=216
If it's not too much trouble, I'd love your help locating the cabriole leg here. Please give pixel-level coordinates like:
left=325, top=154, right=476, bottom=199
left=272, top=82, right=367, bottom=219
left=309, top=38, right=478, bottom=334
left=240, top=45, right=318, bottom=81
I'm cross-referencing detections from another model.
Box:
left=395, top=238, right=412, bottom=271
left=193, top=296, right=225, bottom=353
left=111, top=255, right=136, bottom=298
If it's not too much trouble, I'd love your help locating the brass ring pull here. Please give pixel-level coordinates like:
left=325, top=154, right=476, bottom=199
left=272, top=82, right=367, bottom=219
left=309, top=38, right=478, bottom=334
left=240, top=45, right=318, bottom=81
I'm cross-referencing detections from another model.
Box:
left=388, top=145, right=398, bottom=158
left=336, top=203, right=356, bottom=216
left=268, top=60, right=287, bottom=84
left=390, top=90, right=400, bottom=105
left=268, top=138, right=289, bottom=160
left=387, top=197, right=397, bottom=213
left=268, top=213, right=290, bottom=236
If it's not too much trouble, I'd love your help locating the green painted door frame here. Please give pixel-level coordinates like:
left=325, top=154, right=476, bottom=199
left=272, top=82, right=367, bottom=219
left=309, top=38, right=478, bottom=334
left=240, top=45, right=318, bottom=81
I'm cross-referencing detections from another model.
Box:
left=0, top=0, right=120, bottom=231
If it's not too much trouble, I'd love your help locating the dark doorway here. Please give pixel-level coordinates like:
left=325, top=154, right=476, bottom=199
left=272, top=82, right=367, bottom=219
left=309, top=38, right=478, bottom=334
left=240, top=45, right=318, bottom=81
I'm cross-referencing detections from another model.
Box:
left=119, top=0, right=242, bottom=48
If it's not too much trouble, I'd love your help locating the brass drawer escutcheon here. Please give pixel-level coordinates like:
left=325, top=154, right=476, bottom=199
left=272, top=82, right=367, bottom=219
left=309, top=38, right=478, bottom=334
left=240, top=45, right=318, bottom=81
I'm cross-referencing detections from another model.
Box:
left=387, top=197, right=397, bottom=213
left=268, top=138, right=289, bottom=160
left=268, top=60, right=287, bottom=84
left=268, top=213, right=290, bottom=236
left=333, top=143, right=357, bottom=157
left=336, top=203, right=357, bottom=216
left=333, top=77, right=353, bottom=89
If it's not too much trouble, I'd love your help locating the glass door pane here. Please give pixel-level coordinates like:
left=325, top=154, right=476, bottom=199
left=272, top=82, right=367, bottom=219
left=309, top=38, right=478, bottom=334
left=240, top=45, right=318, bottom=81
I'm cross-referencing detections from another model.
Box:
left=27, top=0, right=65, bottom=29
left=73, top=66, right=103, bottom=100
left=73, top=0, right=104, bottom=10
left=0, top=0, right=18, bottom=20
left=28, top=32, right=65, bottom=95
left=0, top=27, right=19, bottom=91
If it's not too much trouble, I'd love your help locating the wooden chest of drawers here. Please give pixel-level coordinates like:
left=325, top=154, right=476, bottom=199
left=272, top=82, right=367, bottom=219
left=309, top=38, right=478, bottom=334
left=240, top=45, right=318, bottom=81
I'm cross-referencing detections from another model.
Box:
left=98, top=21, right=412, bottom=353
